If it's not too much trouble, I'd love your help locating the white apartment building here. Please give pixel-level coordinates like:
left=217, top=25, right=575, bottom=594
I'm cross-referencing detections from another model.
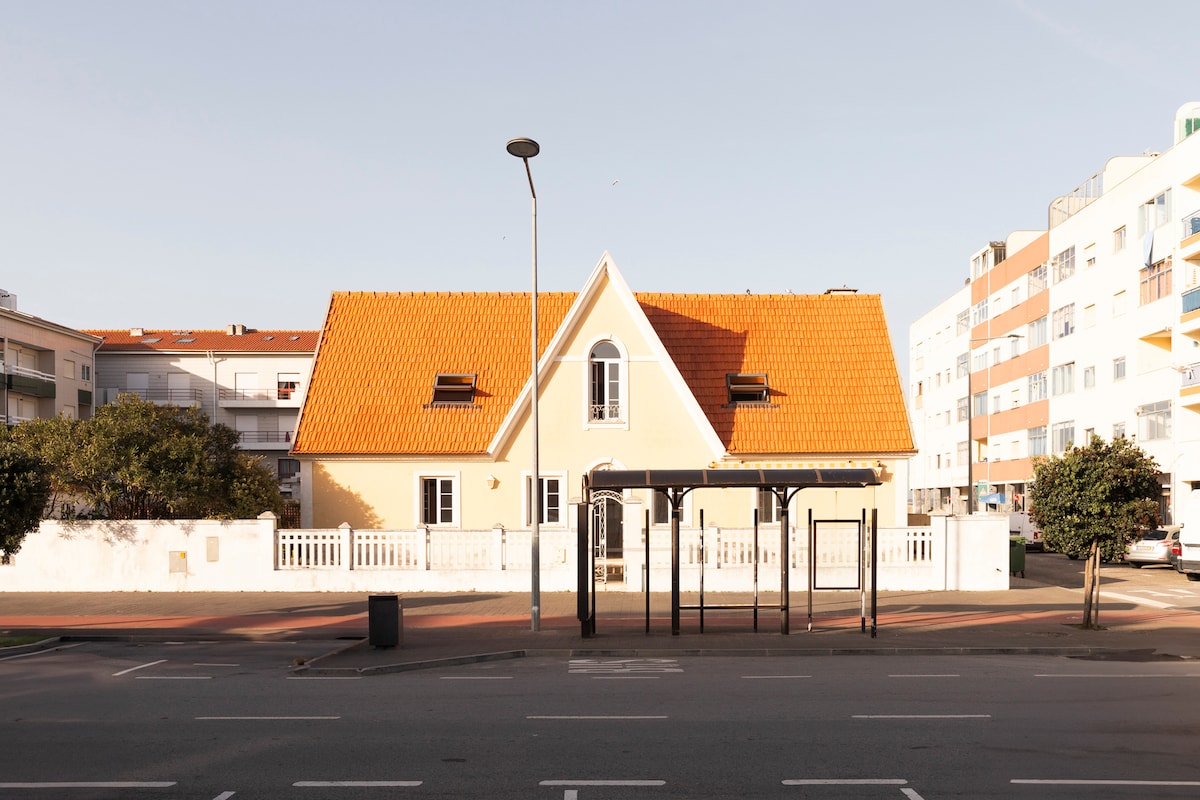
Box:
left=1, top=292, right=101, bottom=425
left=909, top=103, right=1200, bottom=529
left=87, top=325, right=319, bottom=506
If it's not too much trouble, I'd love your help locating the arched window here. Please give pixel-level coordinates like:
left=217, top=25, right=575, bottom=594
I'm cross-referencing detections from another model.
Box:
left=589, top=341, right=622, bottom=422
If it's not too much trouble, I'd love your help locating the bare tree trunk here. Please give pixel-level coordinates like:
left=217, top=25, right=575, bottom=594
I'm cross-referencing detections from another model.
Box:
left=1081, top=539, right=1097, bottom=628
left=1092, top=544, right=1102, bottom=628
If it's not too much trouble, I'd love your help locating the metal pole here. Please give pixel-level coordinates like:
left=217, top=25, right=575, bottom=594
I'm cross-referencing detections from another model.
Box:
left=529, top=181, right=540, bottom=632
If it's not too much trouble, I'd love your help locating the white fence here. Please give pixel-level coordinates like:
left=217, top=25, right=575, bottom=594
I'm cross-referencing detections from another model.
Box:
left=0, top=514, right=1009, bottom=592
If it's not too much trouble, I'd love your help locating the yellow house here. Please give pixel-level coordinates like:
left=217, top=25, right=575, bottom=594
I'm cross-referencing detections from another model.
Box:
left=291, top=254, right=914, bottom=578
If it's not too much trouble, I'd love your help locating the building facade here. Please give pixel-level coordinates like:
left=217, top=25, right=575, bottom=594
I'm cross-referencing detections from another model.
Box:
left=87, top=325, right=319, bottom=500
left=908, top=103, right=1200, bottom=529
left=1, top=292, right=101, bottom=425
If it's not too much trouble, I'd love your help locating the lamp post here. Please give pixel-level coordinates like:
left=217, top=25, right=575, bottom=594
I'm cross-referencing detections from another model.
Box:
left=966, top=333, right=1023, bottom=514
left=507, top=136, right=541, bottom=631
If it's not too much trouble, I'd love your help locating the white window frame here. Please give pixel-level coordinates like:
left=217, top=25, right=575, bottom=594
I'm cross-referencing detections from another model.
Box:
left=525, top=471, right=567, bottom=527
left=756, top=488, right=782, bottom=525
left=584, top=337, right=629, bottom=430
left=648, top=488, right=692, bottom=528
left=417, top=474, right=459, bottom=527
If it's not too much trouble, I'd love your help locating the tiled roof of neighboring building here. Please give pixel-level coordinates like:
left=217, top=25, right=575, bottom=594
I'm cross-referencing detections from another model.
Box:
left=293, top=289, right=913, bottom=457
left=86, top=327, right=319, bottom=352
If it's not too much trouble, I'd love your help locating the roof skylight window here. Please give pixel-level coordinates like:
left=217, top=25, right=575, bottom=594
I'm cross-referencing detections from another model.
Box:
left=430, top=373, right=477, bottom=405
left=726, top=373, right=770, bottom=405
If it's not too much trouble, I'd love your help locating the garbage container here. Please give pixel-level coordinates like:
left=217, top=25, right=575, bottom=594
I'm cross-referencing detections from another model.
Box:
left=1009, top=536, right=1026, bottom=578
left=368, top=594, right=402, bottom=648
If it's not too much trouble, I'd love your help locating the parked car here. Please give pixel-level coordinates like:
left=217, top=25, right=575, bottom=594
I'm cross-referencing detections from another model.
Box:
left=1124, top=527, right=1181, bottom=568
left=1170, top=538, right=1182, bottom=572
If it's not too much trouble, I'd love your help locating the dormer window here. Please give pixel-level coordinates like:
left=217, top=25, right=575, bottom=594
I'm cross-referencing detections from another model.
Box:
left=727, top=373, right=770, bottom=405
left=431, top=373, right=476, bottom=406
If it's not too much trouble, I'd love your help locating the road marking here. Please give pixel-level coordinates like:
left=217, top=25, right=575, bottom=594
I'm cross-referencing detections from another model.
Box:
left=0, top=642, right=86, bottom=662
left=195, top=662, right=239, bottom=667
left=889, top=674, right=960, bottom=678
left=136, top=675, right=212, bottom=680
left=569, top=658, right=682, bottom=674
left=591, top=676, right=661, bottom=680
left=212, top=792, right=236, bottom=800
left=294, top=781, right=422, bottom=787
left=1013, top=779, right=1200, bottom=786
left=1101, top=591, right=1175, bottom=609
left=528, top=715, right=668, bottom=720
left=783, top=779, right=907, bottom=785
left=541, top=780, right=666, bottom=786
left=742, top=675, right=811, bottom=679
left=1036, top=673, right=1200, bottom=678
left=0, top=782, right=176, bottom=789
left=439, top=676, right=513, bottom=680
left=852, top=715, right=990, bottom=719
left=901, top=789, right=927, bottom=799
left=287, top=676, right=363, bottom=680
left=113, top=659, right=167, bottom=677
left=197, top=716, right=340, bottom=720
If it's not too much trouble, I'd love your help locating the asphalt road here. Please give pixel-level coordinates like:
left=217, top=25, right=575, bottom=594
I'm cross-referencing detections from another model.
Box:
left=4, top=641, right=1200, bottom=799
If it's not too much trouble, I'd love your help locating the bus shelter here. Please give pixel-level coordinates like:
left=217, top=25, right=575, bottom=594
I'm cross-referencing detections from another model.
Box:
left=579, top=468, right=882, bottom=638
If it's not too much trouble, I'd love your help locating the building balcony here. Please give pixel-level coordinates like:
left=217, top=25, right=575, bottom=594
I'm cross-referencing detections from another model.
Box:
left=5, top=363, right=56, bottom=399
left=219, top=387, right=303, bottom=409
left=1182, top=287, right=1200, bottom=342
left=589, top=403, right=624, bottom=423
left=237, top=430, right=295, bottom=450
left=99, top=388, right=203, bottom=407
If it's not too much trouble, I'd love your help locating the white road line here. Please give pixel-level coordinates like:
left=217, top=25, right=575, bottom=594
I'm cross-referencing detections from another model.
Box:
left=1013, top=779, right=1200, bottom=786
left=112, top=659, right=167, bottom=677
left=1036, top=673, right=1200, bottom=678
left=527, top=715, right=668, bottom=720
left=197, top=716, right=341, bottom=720
left=783, top=779, right=907, bottom=785
left=540, top=780, right=666, bottom=786
left=889, top=674, right=959, bottom=678
left=212, top=792, right=236, bottom=800
left=742, top=675, right=811, bottom=679
left=287, top=676, right=363, bottom=680
left=294, top=781, right=422, bottom=787
left=1101, top=591, right=1175, bottom=609
left=195, top=662, right=239, bottom=667
left=852, top=714, right=991, bottom=719
left=439, top=676, right=513, bottom=680
left=136, top=676, right=212, bottom=680
left=0, top=782, right=176, bottom=789
left=0, top=642, right=86, bottom=662
left=591, top=676, right=661, bottom=680
left=901, top=788, right=927, bottom=799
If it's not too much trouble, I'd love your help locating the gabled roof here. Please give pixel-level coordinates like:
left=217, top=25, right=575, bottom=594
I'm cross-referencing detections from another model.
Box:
left=86, top=328, right=319, bottom=353
left=293, top=270, right=913, bottom=458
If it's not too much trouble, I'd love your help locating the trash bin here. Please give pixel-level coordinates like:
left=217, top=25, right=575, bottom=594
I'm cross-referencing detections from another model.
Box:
left=1009, top=536, right=1026, bottom=578
left=368, top=594, right=402, bottom=648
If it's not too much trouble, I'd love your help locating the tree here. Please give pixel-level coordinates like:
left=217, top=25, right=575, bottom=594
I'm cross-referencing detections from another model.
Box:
left=0, top=440, right=51, bottom=556
left=5, top=395, right=284, bottom=521
left=1029, top=435, right=1161, bottom=628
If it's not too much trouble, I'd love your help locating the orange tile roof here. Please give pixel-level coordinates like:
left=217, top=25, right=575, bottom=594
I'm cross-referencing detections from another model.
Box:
left=638, top=292, right=913, bottom=455
left=86, top=328, right=319, bottom=352
left=293, top=292, right=575, bottom=455
left=292, top=290, right=913, bottom=456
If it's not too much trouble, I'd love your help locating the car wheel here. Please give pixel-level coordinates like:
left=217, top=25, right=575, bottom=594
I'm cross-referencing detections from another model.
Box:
left=1128, top=561, right=1143, bottom=568
left=1188, top=573, right=1200, bottom=582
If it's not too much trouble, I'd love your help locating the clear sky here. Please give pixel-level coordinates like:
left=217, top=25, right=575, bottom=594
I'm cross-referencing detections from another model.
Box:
left=3, top=1, right=1198, bottom=363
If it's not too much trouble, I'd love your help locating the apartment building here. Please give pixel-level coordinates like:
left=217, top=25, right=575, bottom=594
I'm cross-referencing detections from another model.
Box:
left=0, top=291, right=101, bottom=425
left=87, top=325, right=319, bottom=499
left=909, top=103, right=1200, bottom=528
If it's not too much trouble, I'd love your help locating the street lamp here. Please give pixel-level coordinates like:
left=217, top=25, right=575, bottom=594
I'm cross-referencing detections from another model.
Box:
left=966, top=333, right=1023, bottom=514
left=507, top=136, right=541, bottom=631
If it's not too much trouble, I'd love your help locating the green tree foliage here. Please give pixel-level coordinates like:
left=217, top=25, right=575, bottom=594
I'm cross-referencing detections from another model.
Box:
left=1029, top=434, right=1160, bottom=627
left=0, top=440, right=51, bottom=556
left=6, top=395, right=283, bottom=521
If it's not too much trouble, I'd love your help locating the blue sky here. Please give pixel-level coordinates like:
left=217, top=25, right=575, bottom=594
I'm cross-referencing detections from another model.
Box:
left=3, top=1, right=1198, bottom=362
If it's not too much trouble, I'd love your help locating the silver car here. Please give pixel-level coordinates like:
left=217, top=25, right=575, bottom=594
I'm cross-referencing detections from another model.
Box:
left=1125, top=527, right=1181, bottom=568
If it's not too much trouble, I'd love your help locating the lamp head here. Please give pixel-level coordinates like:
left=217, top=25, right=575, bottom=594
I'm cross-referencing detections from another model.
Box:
left=506, top=137, right=540, bottom=159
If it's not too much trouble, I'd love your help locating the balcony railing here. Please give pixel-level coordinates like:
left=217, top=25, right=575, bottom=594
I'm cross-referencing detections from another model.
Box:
left=111, top=388, right=204, bottom=405
left=1182, top=208, right=1200, bottom=240
left=1184, top=286, right=1200, bottom=315
left=589, top=403, right=623, bottom=423
left=220, top=387, right=302, bottom=402
left=237, top=431, right=294, bottom=444
left=1183, top=363, right=1200, bottom=389
left=4, top=363, right=56, bottom=382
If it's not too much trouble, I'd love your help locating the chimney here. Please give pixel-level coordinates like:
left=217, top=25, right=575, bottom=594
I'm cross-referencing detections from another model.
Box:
left=130, top=327, right=145, bottom=337
left=226, top=324, right=246, bottom=336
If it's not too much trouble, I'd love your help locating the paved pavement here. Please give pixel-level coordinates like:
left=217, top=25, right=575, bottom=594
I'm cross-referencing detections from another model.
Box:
left=3, top=577, right=1199, bottom=674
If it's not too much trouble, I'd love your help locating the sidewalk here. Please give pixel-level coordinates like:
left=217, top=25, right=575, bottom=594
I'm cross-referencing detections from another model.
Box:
left=3, top=579, right=1199, bottom=673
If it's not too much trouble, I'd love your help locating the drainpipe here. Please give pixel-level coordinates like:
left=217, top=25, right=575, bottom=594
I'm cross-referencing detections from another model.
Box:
left=206, top=352, right=225, bottom=424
